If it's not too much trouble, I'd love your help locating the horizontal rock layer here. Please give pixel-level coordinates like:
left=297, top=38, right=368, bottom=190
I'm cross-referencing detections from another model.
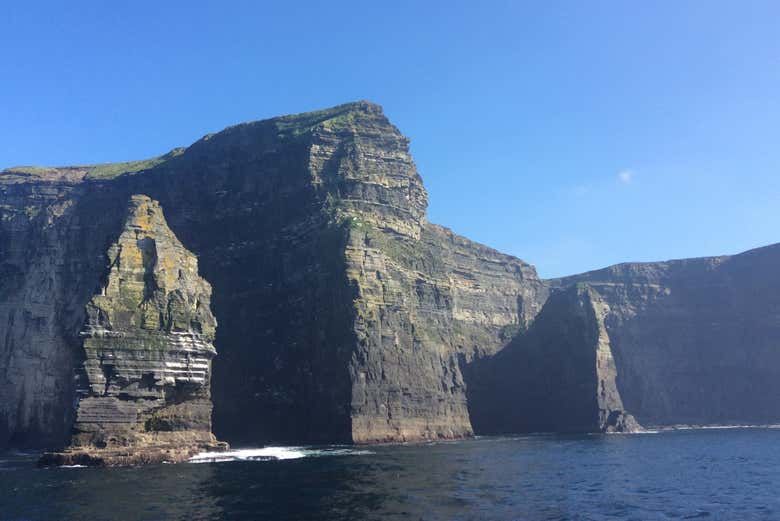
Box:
left=345, top=221, right=546, bottom=442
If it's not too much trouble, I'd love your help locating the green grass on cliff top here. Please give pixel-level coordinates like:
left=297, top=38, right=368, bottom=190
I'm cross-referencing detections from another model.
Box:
left=273, top=100, right=378, bottom=137
left=2, top=148, right=185, bottom=180
left=81, top=149, right=184, bottom=178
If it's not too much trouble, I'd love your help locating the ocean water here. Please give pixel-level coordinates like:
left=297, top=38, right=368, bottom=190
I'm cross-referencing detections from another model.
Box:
left=2, top=429, right=780, bottom=520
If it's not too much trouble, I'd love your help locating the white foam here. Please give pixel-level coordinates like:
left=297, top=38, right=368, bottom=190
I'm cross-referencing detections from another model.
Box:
left=655, top=424, right=780, bottom=432
left=188, top=446, right=372, bottom=464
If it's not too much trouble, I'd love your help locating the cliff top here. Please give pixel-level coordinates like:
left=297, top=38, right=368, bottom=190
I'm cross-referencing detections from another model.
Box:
left=0, top=100, right=386, bottom=183
left=1, top=148, right=187, bottom=183
left=550, top=241, right=780, bottom=285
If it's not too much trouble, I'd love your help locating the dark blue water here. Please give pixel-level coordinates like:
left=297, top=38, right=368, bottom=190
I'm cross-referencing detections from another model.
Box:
left=2, top=429, right=779, bottom=520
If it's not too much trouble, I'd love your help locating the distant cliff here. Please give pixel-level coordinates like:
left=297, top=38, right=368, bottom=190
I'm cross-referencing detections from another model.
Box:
left=549, top=244, right=780, bottom=428
left=1, top=101, right=779, bottom=458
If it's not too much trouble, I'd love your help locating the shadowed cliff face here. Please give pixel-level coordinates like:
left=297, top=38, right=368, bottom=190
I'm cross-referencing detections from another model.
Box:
left=127, top=107, right=363, bottom=444
left=131, top=102, right=547, bottom=444
left=464, top=285, right=639, bottom=435
left=551, top=244, right=780, bottom=427
left=0, top=101, right=547, bottom=448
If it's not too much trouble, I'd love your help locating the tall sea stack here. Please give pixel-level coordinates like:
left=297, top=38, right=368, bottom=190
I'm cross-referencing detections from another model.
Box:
left=40, top=195, right=226, bottom=465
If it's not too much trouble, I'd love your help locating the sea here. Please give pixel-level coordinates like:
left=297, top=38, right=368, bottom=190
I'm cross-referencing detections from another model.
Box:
left=2, top=428, right=779, bottom=520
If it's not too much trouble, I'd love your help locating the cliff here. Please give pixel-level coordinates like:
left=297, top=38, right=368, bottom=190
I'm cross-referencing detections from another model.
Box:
left=346, top=221, right=546, bottom=442
left=550, top=243, right=780, bottom=428
left=0, top=101, right=547, bottom=450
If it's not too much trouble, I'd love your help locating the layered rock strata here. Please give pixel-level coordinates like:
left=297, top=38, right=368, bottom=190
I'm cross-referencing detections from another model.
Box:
left=345, top=222, right=546, bottom=442
left=465, top=284, right=640, bottom=434
left=39, top=195, right=226, bottom=465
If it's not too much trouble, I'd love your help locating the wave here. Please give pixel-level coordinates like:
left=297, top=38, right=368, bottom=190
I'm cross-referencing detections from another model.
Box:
left=654, top=423, right=780, bottom=432
left=189, top=446, right=373, bottom=464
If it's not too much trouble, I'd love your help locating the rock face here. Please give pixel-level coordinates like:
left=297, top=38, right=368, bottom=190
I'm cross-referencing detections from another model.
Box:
left=40, top=195, right=226, bottom=465
left=550, top=244, right=780, bottom=428
left=346, top=222, right=546, bottom=442
left=465, top=284, right=640, bottom=434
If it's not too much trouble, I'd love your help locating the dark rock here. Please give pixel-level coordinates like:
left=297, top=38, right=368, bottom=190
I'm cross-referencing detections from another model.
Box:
left=0, top=179, right=129, bottom=448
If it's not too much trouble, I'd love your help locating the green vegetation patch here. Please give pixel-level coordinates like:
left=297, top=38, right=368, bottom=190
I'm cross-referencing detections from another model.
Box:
left=274, top=101, right=369, bottom=138
left=2, top=166, right=60, bottom=175
left=83, top=148, right=185, bottom=179
left=2, top=147, right=185, bottom=180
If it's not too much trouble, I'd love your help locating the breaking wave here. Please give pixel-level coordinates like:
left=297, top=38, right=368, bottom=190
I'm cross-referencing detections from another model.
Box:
left=189, top=446, right=373, bottom=464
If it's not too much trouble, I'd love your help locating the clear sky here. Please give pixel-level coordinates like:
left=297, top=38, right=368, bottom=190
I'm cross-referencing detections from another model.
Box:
left=2, top=1, right=778, bottom=278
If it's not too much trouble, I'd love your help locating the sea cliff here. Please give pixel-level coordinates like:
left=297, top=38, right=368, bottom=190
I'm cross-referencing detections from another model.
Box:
left=2, top=101, right=779, bottom=463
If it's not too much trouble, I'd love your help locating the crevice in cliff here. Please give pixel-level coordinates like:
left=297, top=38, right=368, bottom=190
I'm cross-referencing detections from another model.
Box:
left=101, top=364, right=115, bottom=396
left=137, top=237, right=159, bottom=302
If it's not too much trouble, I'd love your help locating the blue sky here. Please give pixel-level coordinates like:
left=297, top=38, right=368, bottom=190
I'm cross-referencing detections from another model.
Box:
left=2, top=1, right=778, bottom=277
